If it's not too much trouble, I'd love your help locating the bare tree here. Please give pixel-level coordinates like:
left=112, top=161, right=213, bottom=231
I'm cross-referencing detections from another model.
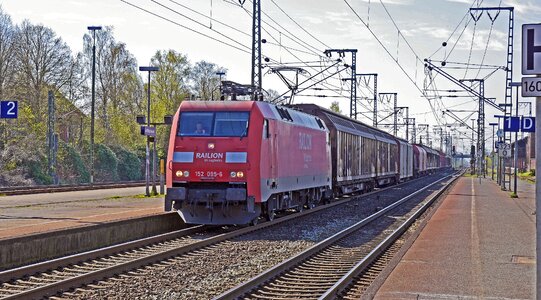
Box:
left=191, top=61, right=226, bottom=100
left=83, top=27, right=139, bottom=142
left=0, top=7, right=17, bottom=99
left=15, top=20, right=74, bottom=119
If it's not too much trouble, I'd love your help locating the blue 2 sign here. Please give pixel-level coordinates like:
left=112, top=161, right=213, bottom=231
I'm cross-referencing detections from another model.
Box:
left=0, top=101, right=18, bottom=119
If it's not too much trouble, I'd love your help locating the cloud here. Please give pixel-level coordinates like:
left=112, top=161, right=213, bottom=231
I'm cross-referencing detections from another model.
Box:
left=402, top=26, right=452, bottom=39
left=300, top=15, right=324, bottom=25
left=358, top=0, right=414, bottom=5
left=503, top=0, right=541, bottom=14
left=445, top=0, right=473, bottom=3
left=454, top=28, right=508, bottom=51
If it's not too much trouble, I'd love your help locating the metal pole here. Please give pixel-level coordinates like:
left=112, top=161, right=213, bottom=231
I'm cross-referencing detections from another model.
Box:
left=146, top=71, right=151, bottom=197
left=491, top=125, right=496, bottom=180
left=373, top=75, right=378, bottom=127
left=90, top=30, right=96, bottom=184
left=513, top=85, right=519, bottom=195
left=152, top=125, right=157, bottom=196
left=160, top=158, right=165, bottom=195
left=393, top=94, right=398, bottom=136
left=535, top=75, right=541, bottom=299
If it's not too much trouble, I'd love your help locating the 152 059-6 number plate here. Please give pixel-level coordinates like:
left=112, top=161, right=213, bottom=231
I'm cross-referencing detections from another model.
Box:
left=195, top=171, right=223, bottom=178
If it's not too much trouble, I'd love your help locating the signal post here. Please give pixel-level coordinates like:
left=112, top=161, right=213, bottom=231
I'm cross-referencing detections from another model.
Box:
left=521, top=23, right=540, bottom=299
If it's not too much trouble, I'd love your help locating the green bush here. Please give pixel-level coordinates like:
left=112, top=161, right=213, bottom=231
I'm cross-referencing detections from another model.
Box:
left=110, top=145, right=142, bottom=181
left=24, top=159, right=52, bottom=185
left=94, top=144, right=119, bottom=182
left=57, top=141, right=90, bottom=184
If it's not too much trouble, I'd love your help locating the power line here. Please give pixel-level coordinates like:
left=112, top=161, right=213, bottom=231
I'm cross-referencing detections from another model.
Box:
left=121, top=0, right=251, bottom=54
left=342, top=0, right=442, bottom=125
left=152, top=0, right=249, bottom=51
left=167, top=0, right=249, bottom=37
left=378, top=0, right=422, bottom=64
left=269, top=0, right=331, bottom=49
left=428, top=0, right=484, bottom=60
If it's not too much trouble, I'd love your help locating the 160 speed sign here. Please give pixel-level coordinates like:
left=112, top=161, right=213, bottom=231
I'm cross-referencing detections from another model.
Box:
left=522, top=77, right=541, bottom=97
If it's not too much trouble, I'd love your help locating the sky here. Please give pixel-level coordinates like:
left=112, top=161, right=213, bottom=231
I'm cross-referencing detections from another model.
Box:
left=1, top=0, right=540, bottom=152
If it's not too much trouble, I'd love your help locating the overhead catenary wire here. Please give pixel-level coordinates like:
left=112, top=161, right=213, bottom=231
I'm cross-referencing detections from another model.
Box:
left=151, top=0, right=250, bottom=51
left=121, top=0, right=251, bottom=54
left=428, top=0, right=485, bottom=60
left=343, top=0, right=445, bottom=126
left=269, top=0, right=331, bottom=49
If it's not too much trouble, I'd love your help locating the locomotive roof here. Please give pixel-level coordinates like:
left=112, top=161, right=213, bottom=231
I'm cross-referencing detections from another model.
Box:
left=179, top=100, right=328, bottom=132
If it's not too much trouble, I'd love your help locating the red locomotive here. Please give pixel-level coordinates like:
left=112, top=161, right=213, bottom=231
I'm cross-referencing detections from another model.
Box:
left=165, top=101, right=331, bottom=225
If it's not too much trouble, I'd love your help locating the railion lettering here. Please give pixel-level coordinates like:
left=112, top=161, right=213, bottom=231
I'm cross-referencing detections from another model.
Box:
left=196, top=153, right=224, bottom=159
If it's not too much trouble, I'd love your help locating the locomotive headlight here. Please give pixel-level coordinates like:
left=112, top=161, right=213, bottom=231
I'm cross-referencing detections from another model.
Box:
left=236, top=171, right=244, bottom=178
left=230, top=171, right=237, bottom=178
left=176, top=170, right=183, bottom=177
left=183, top=171, right=190, bottom=177
left=208, top=142, right=215, bottom=149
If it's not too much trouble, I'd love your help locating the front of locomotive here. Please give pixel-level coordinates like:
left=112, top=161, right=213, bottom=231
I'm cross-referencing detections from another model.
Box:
left=165, top=101, right=262, bottom=225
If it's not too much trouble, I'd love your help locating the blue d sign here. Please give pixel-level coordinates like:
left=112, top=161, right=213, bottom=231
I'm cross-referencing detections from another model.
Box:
left=0, top=101, right=18, bottom=119
left=522, top=117, right=535, bottom=132
left=503, top=117, right=520, bottom=132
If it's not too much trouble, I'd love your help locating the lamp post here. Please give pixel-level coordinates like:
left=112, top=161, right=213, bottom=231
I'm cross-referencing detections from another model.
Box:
left=87, top=26, right=102, bottom=184
left=139, top=66, right=159, bottom=196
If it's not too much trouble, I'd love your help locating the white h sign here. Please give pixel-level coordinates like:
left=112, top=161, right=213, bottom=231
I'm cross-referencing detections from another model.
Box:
left=522, top=24, right=541, bottom=75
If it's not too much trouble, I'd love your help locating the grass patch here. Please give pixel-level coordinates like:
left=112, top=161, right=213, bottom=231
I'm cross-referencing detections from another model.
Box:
left=517, top=170, right=536, bottom=183
left=134, top=193, right=163, bottom=199
left=510, top=192, right=518, bottom=198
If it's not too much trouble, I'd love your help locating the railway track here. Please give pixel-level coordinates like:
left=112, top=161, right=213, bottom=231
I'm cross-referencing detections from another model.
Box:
left=0, top=225, right=221, bottom=299
left=0, top=181, right=146, bottom=196
left=0, top=171, right=454, bottom=299
left=216, top=171, right=460, bottom=299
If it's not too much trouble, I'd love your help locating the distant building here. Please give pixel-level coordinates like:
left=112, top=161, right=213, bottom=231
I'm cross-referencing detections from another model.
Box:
left=508, top=134, right=535, bottom=172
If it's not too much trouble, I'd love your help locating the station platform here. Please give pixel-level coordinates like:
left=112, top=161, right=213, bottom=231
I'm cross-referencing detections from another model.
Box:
left=0, top=187, right=164, bottom=239
left=375, top=176, right=535, bottom=300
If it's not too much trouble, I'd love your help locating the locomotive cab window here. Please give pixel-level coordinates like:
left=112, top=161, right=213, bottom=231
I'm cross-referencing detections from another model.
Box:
left=178, top=111, right=250, bottom=137
left=213, top=112, right=249, bottom=137
left=178, top=112, right=213, bottom=136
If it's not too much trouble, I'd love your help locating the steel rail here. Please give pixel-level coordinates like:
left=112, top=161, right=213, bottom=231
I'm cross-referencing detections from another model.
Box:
left=215, top=171, right=458, bottom=299
left=0, top=225, right=206, bottom=283
left=320, top=171, right=462, bottom=299
left=0, top=172, right=450, bottom=299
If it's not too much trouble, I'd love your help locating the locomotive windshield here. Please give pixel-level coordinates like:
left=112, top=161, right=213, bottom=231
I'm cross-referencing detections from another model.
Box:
left=178, top=111, right=249, bottom=137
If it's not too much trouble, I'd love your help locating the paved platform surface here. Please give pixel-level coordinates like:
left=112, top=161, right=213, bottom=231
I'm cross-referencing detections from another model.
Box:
left=375, top=176, right=535, bottom=300
left=0, top=187, right=164, bottom=239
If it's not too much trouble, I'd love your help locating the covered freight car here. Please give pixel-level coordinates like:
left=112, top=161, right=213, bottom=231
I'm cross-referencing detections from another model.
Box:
left=292, top=104, right=399, bottom=195
left=397, top=138, right=414, bottom=181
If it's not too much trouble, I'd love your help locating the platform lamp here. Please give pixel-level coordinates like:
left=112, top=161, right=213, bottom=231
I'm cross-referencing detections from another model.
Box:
left=87, top=25, right=102, bottom=184
left=139, top=66, right=160, bottom=196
